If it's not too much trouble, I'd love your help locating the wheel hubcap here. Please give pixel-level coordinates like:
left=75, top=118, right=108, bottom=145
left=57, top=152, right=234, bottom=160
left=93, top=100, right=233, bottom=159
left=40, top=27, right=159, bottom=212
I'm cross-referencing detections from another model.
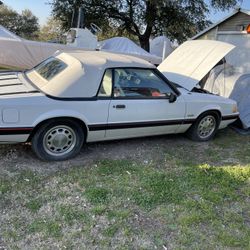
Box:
left=197, top=115, right=216, bottom=139
left=43, top=125, right=76, bottom=156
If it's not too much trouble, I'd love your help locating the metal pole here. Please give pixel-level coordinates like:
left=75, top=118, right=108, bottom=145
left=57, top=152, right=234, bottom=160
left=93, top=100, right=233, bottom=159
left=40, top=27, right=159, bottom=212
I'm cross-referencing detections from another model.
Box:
left=77, top=7, right=84, bottom=28
left=71, top=9, right=75, bottom=28
left=77, top=8, right=81, bottom=28
left=162, top=40, right=167, bottom=62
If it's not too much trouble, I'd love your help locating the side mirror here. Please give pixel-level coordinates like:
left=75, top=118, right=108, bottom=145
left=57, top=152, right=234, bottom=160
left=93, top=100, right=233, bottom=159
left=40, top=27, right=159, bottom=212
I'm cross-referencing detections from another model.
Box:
left=66, top=29, right=76, bottom=44
left=169, top=93, right=177, bottom=103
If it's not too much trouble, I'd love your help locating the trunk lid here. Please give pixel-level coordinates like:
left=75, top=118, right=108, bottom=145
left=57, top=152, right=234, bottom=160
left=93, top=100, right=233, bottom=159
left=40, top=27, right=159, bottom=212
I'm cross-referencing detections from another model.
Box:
left=0, top=71, right=38, bottom=96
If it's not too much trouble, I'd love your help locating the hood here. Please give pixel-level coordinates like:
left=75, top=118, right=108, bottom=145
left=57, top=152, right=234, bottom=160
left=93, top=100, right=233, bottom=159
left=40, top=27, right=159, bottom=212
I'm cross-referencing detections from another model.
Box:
left=0, top=71, right=38, bottom=96
left=157, top=40, right=235, bottom=91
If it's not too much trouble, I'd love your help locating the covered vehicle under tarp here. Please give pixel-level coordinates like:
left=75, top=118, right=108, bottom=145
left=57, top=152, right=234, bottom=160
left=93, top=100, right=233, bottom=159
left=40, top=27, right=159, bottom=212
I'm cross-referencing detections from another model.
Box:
left=0, top=25, right=74, bottom=69
left=99, top=37, right=162, bottom=65
left=150, top=36, right=173, bottom=59
left=204, top=64, right=250, bottom=129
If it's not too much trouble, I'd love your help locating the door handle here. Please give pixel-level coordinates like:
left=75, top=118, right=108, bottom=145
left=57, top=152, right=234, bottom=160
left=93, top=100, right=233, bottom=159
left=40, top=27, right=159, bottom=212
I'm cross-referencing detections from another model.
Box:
left=113, top=104, right=126, bottom=109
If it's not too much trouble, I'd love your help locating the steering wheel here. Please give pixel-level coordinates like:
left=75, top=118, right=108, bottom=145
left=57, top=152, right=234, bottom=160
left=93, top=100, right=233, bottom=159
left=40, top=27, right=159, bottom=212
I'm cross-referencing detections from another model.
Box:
left=90, top=23, right=102, bottom=34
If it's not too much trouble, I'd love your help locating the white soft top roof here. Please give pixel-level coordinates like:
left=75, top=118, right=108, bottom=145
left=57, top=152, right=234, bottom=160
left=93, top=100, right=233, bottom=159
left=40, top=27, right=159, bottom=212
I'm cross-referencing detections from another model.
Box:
left=67, top=50, right=155, bottom=67
left=27, top=50, right=155, bottom=98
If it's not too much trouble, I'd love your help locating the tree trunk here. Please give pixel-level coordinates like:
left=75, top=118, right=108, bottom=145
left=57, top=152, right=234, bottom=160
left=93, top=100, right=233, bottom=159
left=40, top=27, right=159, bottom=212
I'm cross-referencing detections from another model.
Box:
left=139, top=36, right=150, bottom=52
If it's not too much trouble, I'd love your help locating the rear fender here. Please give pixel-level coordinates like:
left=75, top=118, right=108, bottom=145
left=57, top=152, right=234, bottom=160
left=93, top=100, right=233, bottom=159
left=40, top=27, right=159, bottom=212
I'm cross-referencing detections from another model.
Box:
left=32, top=109, right=89, bottom=129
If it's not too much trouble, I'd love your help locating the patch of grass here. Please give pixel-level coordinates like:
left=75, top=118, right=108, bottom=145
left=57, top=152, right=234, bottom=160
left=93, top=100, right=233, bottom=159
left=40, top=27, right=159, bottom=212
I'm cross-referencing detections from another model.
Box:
left=96, top=159, right=139, bottom=176
left=25, top=198, right=43, bottom=212
left=45, top=221, right=62, bottom=238
left=91, top=205, right=107, bottom=216
left=103, top=224, right=120, bottom=237
left=28, top=219, right=46, bottom=233
left=182, top=165, right=245, bottom=202
left=216, top=225, right=250, bottom=248
left=1, top=130, right=250, bottom=249
left=28, top=219, right=62, bottom=238
left=85, top=187, right=110, bottom=204
left=3, top=230, right=19, bottom=241
left=57, top=205, right=89, bottom=225
left=15, top=171, right=41, bottom=187
left=132, top=170, right=184, bottom=209
left=107, top=209, right=130, bottom=220
left=0, top=178, right=12, bottom=194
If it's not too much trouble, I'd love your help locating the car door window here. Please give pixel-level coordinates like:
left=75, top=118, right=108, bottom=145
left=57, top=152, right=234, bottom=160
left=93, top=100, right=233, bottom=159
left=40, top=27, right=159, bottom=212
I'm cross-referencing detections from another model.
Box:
left=113, top=68, right=174, bottom=98
left=98, top=69, right=112, bottom=97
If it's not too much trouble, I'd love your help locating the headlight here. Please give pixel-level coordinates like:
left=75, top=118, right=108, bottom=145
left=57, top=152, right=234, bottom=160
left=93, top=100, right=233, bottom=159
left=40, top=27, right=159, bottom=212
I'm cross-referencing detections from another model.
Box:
left=232, top=104, right=238, bottom=113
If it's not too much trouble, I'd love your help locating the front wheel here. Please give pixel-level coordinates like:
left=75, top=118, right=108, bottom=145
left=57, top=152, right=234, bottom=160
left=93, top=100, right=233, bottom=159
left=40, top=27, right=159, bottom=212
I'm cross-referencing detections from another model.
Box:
left=186, top=113, right=220, bottom=141
left=31, top=119, right=84, bottom=161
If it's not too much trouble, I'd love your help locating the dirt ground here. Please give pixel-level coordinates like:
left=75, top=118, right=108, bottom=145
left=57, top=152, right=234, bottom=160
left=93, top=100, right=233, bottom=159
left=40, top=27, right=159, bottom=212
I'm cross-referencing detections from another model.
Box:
left=0, top=133, right=192, bottom=176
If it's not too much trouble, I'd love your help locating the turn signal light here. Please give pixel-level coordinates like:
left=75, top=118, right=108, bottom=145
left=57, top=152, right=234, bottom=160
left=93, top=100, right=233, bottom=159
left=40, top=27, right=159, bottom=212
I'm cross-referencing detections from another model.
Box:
left=247, top=24, right=250, bottom=34
left=232, top=104, right=238, bottom=113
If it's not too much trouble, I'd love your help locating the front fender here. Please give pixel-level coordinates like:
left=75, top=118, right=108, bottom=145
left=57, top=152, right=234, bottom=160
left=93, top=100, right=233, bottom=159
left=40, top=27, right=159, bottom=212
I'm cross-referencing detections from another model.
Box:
left=185, top=101, right=222, bottom=120
left=195, top=104, right=222, bottom=118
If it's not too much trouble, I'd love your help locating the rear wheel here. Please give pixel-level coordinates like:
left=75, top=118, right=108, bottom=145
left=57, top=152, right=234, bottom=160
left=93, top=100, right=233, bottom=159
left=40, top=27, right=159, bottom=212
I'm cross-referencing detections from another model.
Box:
left=32, top=119, right=84, bottom=161
left=187, top=113, right=220, bottom=141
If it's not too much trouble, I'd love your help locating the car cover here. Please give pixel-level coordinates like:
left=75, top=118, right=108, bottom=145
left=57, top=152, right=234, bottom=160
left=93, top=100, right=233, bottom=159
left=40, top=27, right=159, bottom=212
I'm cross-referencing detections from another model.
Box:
left=0, top=25, right=77, bottom=69
left=99, top=37, right=162, bottom=65
left=205, top=64, right=250, bottom=129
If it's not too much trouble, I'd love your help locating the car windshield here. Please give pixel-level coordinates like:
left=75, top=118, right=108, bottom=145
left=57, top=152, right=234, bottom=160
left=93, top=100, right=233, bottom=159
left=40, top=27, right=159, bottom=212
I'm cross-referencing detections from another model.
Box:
left=31, top=57, right=67, bottom=81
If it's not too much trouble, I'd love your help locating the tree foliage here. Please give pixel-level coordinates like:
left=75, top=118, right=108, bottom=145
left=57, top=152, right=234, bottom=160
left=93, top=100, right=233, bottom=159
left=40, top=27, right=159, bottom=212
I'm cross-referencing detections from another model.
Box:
left=51, top=0, right=242, bottom=51
left=38, top=17, right=64, bottom=42
left=0, top=5, right=39, bottom=40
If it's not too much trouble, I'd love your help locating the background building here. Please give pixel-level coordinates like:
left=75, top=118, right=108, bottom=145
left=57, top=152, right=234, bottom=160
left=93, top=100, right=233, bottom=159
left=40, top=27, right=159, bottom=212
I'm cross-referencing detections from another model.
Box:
left=192, top=8, right=250, bottom=73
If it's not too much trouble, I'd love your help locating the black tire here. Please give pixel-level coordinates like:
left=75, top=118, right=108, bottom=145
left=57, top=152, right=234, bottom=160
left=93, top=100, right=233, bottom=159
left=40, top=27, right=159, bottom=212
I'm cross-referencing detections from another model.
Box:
left=31, top=119, right=84, bottom=161
left=186, top=112, right=220, bottom=142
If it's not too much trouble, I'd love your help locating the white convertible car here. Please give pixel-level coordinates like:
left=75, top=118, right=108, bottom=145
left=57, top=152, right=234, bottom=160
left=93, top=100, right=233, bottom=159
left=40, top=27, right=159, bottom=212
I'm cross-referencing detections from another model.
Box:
left=0, top=40, right=239, bottom=161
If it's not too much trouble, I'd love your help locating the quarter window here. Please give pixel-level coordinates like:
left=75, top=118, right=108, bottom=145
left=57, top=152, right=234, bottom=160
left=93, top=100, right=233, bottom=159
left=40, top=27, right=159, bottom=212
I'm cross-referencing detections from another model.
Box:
left=113, top=68, right=174, bottom=98
left=98, top=69, right=112, bottom=97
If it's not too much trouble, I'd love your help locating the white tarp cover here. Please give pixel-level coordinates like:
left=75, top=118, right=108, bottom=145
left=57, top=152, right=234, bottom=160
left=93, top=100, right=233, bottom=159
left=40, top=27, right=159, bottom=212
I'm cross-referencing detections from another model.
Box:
left=150, top=36, right=173, bottom=59
left=0, top=25, right=20, bottom=39
left=0, top=25, right=73, bottom=69
left=158, top=40, right=235, bottom=91
left=217, top=33, right=250, bottom=73
left=205, top=64, right=250, bottom=128
left=99, top=37, right=162, bottom=65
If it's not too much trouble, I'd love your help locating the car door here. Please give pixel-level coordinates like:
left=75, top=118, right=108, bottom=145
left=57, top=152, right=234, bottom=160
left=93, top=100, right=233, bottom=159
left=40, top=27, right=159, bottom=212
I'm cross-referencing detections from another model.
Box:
left=105, top=68, right=186, bottom=140
left=86, top=69, right=113, bottom=142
